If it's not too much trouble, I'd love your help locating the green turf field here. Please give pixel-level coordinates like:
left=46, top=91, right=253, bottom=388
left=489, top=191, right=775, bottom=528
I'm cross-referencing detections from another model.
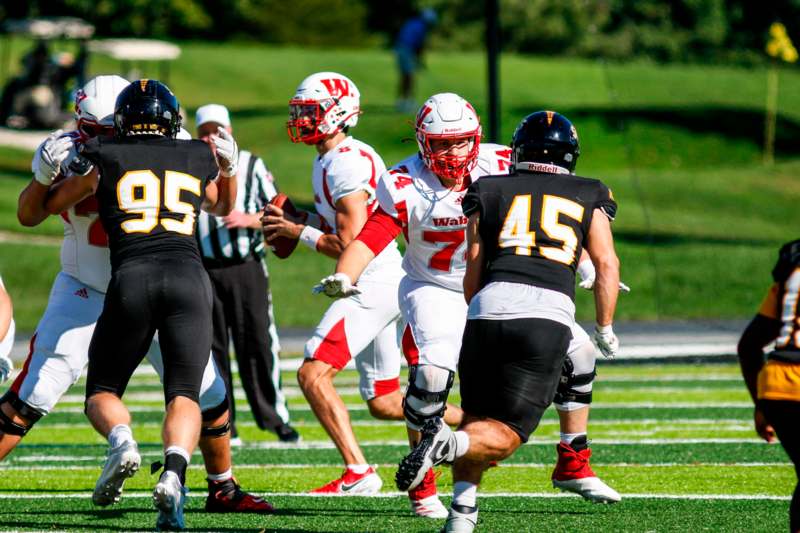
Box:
left=0, top=362, right=793, bottom=532
left=0, top=41, right=799, bottom=331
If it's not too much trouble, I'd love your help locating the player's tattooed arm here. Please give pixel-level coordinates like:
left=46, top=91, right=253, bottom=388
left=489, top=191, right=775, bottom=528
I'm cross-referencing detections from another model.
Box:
left=42, top=167, right=99, bottom=216
left=463, top=212, right=485, bottom=304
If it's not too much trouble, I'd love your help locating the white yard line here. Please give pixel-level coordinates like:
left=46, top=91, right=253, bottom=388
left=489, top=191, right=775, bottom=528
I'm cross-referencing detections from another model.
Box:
left=0, top=491, right=788, bottom=500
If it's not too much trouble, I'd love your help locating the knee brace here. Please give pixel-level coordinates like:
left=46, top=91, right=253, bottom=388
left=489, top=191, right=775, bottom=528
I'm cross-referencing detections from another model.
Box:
left=554, top=343, right=597, bottom=410
left=403, top=364, right=454, bottom=430
left=201, top=398, right=230, bottom=438
left=0, top=392, right=43, bottom=437
left=201, top=419, right=231, bottom=438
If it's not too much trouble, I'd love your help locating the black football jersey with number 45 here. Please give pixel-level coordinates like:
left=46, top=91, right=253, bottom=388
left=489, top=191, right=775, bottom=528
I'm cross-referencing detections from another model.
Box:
left=462, top=169, right=617, bottom=300
left=81, top=136, right=219, bottom=270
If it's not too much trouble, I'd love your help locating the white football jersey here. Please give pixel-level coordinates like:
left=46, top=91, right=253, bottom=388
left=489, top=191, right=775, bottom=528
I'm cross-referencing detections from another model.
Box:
left=311, top=136, right=402, bottom=277
left=56, top=131, right=112, bottom=293
left=375, top=143, right=512, bottom=291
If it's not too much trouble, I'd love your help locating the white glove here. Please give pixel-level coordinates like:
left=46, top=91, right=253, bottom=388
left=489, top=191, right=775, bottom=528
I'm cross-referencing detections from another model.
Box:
left=0, top=354, right=12, bottom=384
left=312, top=273, right=361, bottom=298
left=32, top=130, right=72, bottom=186
left=577, top=260, right=630, bottom=292
left=212, top=127, right=239, bottom=178
left=594, top=324, right=619, bottom=359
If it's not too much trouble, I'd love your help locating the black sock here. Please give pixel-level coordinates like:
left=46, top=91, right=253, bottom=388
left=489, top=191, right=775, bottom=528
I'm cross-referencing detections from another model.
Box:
left=164, top=452, right=188, bottom=485
left=571, top=435, right=589, bottom=451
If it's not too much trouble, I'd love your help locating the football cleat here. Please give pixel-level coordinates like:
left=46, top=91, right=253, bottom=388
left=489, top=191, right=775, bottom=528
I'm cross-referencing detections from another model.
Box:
left=439, top=504, right=478, bottom=533
left=309, top=466, right=382, bottom=495
left=92, top=440, right=141, bottom=506
left=206, top=477, right=275, bottom=513
left=154, top=470, right=187, bottom=531
left=276, top=423, right=301, bottom=443
left=409, top=468, right=448, bottom=519
left=552, top=440, right=621, bottom=503
left=396, top=417, right=456, bottom=492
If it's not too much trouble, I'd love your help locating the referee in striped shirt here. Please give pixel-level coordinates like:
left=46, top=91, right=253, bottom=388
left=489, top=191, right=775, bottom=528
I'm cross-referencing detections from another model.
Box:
left=195, top=104, right=298, bottom=444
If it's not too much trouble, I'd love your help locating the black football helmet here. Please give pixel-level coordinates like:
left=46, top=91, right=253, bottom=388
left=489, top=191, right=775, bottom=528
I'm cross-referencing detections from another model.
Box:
left=114, top=79, right=181, bottom=138
left=511, top=111, right=579, bottom=172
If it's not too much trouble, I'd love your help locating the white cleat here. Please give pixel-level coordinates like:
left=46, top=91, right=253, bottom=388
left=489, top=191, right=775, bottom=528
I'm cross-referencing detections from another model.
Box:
left=411, top=494, right=449, bottom=519
left=439, top=505, right=478, bottom=533
left=553, top=476, right=622, bottom=504
left=153, top=471, right=187, bottom=531
left=92, top=440, right=141, bottom=506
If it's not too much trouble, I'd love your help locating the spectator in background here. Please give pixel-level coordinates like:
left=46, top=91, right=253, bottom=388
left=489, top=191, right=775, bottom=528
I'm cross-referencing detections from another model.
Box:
left=0, top=276, right=14, bottom=385
left=195, top=104, right=299, bottom=444
left=394, top=8, right=437, bottom=113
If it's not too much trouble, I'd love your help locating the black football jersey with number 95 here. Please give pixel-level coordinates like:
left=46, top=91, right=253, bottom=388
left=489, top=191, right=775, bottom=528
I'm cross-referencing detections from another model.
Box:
left=81, top=136, right=219, bottom=270
left=462, top=169, right=617, bottom=300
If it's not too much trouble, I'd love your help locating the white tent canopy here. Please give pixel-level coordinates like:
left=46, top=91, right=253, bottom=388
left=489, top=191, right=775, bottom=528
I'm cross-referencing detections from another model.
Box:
left=88, top=39, right=181, bottom=61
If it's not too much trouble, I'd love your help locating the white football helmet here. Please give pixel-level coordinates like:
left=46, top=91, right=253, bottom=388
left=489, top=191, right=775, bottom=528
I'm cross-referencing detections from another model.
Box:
left=75, top=75, right=129, bottom=140
left=287, top=72, right=361, bottom=145
left=415, top=93, right=481, bottom=181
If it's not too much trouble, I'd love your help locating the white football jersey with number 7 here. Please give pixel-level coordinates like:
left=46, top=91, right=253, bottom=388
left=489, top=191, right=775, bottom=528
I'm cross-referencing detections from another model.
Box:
left=375, top=143, right=511, bottom=292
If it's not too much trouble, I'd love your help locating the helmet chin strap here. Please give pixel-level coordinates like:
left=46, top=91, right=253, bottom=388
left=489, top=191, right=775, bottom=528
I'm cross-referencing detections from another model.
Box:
left=516, top=161, right=571, bottom=174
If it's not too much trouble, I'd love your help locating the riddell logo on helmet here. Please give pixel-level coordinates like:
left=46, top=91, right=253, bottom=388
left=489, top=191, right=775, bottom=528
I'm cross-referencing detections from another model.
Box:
left=320, top=79, right=350, bottom=98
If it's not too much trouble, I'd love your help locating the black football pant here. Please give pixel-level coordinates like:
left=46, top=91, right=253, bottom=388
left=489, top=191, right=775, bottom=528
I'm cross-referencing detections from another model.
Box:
left=206, top=259, right=287, bottom=435
left=87, top=257, right=213, bottom=405
left=459, top=317, right=571, bottom=442
left=761, top=399, right=800, bottom=532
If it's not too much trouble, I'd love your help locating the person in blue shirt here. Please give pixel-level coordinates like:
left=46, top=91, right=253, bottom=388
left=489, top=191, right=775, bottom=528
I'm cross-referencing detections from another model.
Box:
left=394, top=9, right=437, bottom=112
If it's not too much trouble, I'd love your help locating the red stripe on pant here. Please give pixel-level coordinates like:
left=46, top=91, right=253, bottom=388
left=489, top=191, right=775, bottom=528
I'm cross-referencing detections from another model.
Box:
left=10, top=333, right=37, bottom=395
left=312, top=319, right=351, bottom=370
left=402, top=324, right=419, bottom=366
left=373, top=377, right=400, bottom=397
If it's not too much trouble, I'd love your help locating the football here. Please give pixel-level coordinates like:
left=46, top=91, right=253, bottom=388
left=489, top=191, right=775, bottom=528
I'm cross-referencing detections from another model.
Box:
left=266, top=193, right=302, bottom=259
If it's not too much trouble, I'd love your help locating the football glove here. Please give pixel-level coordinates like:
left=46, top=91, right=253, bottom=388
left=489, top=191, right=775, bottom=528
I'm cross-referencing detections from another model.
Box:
left=0, top=354, right=12, bottom=384
left=213, top=127, right=239, bottom=178
left=32, top=131, right=72, bottom=186
left=577, top=260, right=630, bottom=292
left=594, top=324, right=619, bottom=359
left=312, top=273, right=361, bottom=298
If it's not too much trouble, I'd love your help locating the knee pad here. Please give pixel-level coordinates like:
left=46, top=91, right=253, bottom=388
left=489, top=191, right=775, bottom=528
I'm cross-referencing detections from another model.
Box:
left=554, top=343, right=597, bottom=410
left=0, top=392, right=43, bottom=436
left=403, top=364, right=454, bottom=430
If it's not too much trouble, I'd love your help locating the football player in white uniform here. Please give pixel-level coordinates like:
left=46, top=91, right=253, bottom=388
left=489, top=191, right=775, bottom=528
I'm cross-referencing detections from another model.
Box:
left=4, top=75, right=274, bottom=514
left=262, top=72, right=413, bottom=498
left=317, top=93, right=503, bottom=517
left=0, top=276, right=14, bottom=385
left=323, top=93, right=621, bottom=506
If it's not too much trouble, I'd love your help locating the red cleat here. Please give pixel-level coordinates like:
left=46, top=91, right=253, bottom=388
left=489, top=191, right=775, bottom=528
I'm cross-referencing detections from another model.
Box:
left=205, top=478, right=275, bottom=513
left=408, top=468, right=447, bottom=518
left=552, top=441, right=621, bottom=503
left=309, top=466, right=382, bottom=495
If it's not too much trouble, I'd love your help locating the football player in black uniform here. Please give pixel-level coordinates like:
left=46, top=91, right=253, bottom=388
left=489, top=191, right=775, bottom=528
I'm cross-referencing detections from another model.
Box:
left=43, top=79, right=237, bottom=530
left=738, top=240, right=800, bottom=533
left=395, top=111, right=621, bottom=532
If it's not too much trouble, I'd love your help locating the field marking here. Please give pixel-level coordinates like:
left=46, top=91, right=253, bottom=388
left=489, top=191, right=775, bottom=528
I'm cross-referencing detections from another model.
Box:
left=0, top=462, right=790, bottom=471
left=0, top=491, right=788, bottom=501
left=30, top=418, right=754, bottom=431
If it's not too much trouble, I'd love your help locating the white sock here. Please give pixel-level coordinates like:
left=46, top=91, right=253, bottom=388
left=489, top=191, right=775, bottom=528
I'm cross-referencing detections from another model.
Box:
left=454, top=430, right=470, bottom=459
left=560, top=432, right=585, bottom=445
left=207, top=468, right=233, bottom=483
left=347, top=464, right=371, bottom=474
left=165, top=445, right=191, bottom=462
left=452, top=481, right=477, bottom=508
left=108, top=424, right=134, bottom=449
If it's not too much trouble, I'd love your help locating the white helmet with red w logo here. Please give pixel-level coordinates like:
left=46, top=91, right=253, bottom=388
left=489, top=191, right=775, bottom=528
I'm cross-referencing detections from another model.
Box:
left=75, top=75, right=130, bottom=140
left=415, top=93, right=482, bottom=181
left=287, top=71, right=361, bottom=145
